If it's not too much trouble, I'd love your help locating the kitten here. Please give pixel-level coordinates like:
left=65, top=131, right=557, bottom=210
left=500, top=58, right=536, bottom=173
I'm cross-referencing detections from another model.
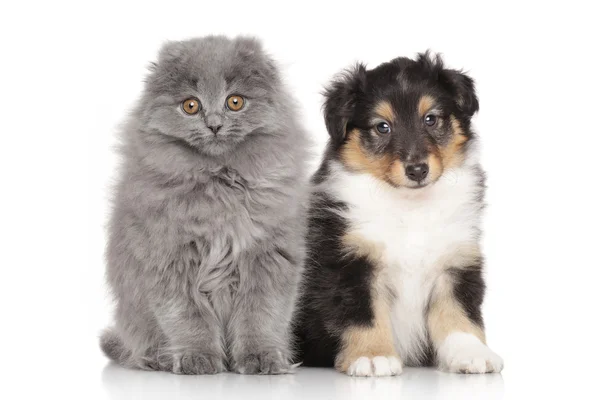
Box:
left=100, top=36, right=309, bottom=375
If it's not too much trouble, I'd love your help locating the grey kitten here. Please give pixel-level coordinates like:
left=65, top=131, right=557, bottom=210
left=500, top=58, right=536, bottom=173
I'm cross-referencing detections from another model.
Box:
left=100, top=36, right=309, bottom=375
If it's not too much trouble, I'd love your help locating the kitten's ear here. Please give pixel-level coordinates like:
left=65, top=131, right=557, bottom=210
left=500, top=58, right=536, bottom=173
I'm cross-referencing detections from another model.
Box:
left=234, top=36, right=265, bottom=58
left=323, top=64, right=367, bottom=147
left=157, top=40, right=186, bottom=64
left=439, top=68, right=479, bottom=118
left=234, top=36, right=279, bottom=81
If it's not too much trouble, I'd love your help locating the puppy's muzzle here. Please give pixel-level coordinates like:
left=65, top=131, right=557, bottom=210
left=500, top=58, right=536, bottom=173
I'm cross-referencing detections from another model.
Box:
left=405, top=163, right=429, bottom=182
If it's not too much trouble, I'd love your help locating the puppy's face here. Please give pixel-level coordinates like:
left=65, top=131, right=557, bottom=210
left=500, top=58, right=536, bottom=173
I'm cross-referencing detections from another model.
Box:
left=324, top=53, right=479, bottom=189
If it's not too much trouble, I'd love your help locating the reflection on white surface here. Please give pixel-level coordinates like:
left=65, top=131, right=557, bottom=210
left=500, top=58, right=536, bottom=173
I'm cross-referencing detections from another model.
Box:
left=102, top=363, right=504, bottom=400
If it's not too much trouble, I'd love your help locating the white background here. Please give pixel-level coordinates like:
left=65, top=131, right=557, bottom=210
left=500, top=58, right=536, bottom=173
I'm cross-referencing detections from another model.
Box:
left=1, top=1, right=599, bottom=399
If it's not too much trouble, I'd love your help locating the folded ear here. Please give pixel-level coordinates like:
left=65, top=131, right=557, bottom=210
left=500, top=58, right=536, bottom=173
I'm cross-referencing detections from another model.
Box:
left=157, top=40, right=187, bottom=64
left=323, top=64, right=367, bottom=147
left=439, top=68, right=479, bottom=118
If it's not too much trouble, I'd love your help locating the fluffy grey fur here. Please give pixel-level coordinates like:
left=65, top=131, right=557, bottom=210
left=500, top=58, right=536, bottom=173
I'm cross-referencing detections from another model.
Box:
left=100, top=36, right=309, bottom=375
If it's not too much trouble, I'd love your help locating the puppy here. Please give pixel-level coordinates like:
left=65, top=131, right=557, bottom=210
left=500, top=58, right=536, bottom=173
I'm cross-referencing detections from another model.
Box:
left=296, top=53, right=503, bottom=376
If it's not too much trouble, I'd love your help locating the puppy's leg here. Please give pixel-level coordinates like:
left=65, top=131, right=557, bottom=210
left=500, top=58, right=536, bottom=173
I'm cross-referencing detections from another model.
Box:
left=335, top=294, right=402, bottom=377
left=428, top=265, right=503, bottom=373
left=229, top=246, right=302, bottom=375
left=333, top=234, right=401, bottom=377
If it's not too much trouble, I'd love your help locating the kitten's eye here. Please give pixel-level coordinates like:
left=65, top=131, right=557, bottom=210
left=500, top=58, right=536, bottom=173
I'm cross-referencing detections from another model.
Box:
left=376, top=122, right=391, bottom=134
left=226, top=95, right=245, bottom=111
left=424, top=114, right=437, bottom=126
left=182, top=98, right=201, bottom=115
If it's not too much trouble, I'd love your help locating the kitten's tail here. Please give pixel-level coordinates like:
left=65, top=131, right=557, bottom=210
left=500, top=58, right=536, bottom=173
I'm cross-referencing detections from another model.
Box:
left=100, top=328, right=128, bottom=364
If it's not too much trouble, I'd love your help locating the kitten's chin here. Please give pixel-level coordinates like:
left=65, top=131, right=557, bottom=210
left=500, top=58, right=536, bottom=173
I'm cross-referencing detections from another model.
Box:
left=200, top=145, right=231, bottom=157
left=197, top=137, right=243, bottom=157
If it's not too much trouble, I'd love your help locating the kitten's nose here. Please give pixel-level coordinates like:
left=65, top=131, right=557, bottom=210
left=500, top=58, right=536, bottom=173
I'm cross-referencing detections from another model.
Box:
left=208, top=124, right=222, bottom=134
left=205, top=114, right=223, bottom=134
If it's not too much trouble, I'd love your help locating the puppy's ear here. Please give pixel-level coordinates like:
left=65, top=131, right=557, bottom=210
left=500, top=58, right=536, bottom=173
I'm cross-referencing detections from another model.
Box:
left=439, top=68, right=479, bottom=118
left=323, top=64, right=367, bottom=146
left=417, top=52, right=479, bottom=118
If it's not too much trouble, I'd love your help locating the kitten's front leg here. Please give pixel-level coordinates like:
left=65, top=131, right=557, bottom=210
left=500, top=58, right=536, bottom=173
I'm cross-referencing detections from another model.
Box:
left=151, top=285, right=226, bottom=375
left=428, top=265, right=503, bottom=374
left=229, top=246, right=302, bottom=375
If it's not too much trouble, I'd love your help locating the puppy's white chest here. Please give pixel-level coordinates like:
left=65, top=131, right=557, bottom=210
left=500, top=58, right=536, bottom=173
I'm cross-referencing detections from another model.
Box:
left=331, top=165, right=481, bottom=364
left=340, top=172, right=478, bottom=270
left=351, top=190, right=471, bottom=363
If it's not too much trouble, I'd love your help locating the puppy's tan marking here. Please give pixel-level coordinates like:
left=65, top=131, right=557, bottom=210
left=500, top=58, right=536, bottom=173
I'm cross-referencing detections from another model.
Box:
left=342, top=232, right=384, bottom=263
left=387, top=160, right=408, bottom=187
left=427, top=152, right=443, bottom=183
left=341, top=129, right=393, bottom=182
left=440, top=116, right=468, bottom=169
left=435, top=243, right=482, bottom=269
left=335, top=297, right=398, bottom=372
left=427, top=268, right=486, bottom=348
left=418, top=95, right=435, bottom=117
left=374, top=100, right=396, bottom=122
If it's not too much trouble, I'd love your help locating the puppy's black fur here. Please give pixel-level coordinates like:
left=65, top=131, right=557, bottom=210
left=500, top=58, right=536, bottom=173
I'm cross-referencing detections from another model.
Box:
left=295, top=52, right=485, bottom=369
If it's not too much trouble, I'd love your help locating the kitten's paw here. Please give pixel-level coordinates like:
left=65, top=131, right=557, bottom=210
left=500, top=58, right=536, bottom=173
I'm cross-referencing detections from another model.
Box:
left=344, top=356, right=403, bottom=377
left=172, top=351, right=225, bottom=375
left=438, top=332, right=503, bottom=374
left=234, top=350, right=291, bottom=375
left=135, top=357, right=161, bottom=371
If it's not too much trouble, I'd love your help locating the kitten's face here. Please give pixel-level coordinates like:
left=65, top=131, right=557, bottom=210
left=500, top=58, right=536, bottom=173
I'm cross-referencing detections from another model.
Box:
left=141, top=37, right=281, bottom=156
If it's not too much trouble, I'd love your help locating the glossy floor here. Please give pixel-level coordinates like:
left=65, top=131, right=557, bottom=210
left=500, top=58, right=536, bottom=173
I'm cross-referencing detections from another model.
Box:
left=101, top=363, right=505, bottom=400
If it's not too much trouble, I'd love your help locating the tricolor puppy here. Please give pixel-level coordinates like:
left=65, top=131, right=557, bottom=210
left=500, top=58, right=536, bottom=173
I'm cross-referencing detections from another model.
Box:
left=296, top=53, right=503, bottom=376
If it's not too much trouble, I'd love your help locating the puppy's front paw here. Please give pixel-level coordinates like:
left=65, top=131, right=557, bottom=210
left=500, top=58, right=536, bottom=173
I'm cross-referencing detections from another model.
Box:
left=343, top=355, right=403, bottom=377
left=438, top=332, right=503, bottom=374
left=234, top=350, right=291, bottom=375
left=172, top=351, right=225, bottom=375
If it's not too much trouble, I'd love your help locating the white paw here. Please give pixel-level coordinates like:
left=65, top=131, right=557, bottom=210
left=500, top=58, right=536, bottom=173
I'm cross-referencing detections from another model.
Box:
left=439, top=332, right=503, bottom=374
left=347, top=356, right=403, bottom=377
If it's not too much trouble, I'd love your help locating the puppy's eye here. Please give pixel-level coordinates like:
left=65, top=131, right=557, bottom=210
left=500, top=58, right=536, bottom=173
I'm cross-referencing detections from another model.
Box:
left=376, top=122, right=391, bottom=134
left=182, top=98, right=201, bottom=115
left=226, top=95, right=245, bottom=111
left=424, top=114, right=437, bottom=126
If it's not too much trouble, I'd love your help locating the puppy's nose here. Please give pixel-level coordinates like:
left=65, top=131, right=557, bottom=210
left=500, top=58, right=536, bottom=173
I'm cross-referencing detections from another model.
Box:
left=208, top=124, right=222, bottom=134
left=405, top=163, right=429, bottom=182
